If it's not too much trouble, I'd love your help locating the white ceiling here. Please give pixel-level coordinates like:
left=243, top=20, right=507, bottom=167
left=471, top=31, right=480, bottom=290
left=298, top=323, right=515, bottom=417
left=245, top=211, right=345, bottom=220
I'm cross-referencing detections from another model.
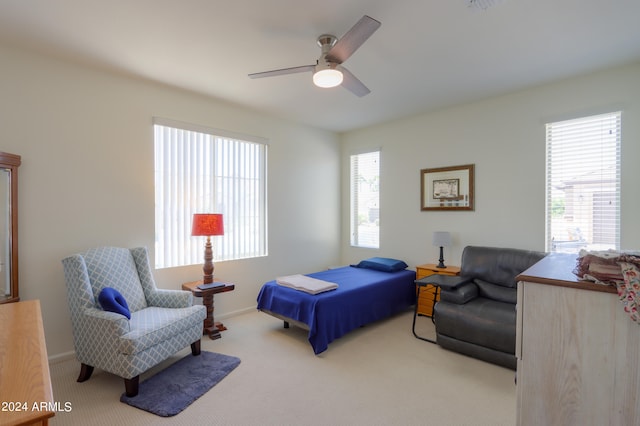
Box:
left=1, top=0, right=639, bottom=132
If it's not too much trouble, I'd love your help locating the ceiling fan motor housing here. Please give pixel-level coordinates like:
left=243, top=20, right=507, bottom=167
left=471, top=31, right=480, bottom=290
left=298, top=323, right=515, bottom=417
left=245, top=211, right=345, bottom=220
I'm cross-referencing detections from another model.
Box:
left=316, top=34, right=339, bottom=69
left=317, top=34, right=338, bottom=51
left=313, top=33, right=342, bottom=87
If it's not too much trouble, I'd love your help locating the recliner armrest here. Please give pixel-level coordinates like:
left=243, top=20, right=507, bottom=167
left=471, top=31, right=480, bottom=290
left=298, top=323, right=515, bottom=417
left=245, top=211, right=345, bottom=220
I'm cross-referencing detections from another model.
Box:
left=440, top=282, right=479, bottom=305
left=415, top=274, right=472, bottom=290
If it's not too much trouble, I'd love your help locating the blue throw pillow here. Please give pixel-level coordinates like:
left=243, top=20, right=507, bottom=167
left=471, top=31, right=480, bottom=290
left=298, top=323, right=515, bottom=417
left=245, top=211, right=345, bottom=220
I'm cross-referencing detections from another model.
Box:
left=98, top=287, right=131, bottom=319
left=354, top=257, right=409, bottom=272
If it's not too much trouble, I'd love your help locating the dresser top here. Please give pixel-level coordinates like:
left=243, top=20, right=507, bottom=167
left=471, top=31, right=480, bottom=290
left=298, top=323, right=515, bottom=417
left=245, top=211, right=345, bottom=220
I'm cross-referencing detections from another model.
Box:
left=516, top=252, right=617, bottom=294
left=0, top=299, right=55, bottom=425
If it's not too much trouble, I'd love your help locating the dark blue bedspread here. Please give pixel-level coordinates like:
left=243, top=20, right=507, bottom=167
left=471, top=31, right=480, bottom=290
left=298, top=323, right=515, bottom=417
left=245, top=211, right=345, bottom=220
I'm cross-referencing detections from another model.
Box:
left=257, top=266, right=416, bottom=354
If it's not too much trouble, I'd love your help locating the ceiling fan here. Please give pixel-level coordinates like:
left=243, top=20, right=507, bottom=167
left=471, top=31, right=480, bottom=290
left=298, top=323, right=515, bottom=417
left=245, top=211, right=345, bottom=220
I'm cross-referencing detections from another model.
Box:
left=248, top=15, right=381, bottom=97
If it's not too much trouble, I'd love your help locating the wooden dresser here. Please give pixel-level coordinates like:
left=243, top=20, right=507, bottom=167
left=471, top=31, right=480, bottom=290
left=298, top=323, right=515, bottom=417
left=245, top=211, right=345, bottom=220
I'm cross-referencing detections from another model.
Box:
left=515, top=254, right=639, bottom=426
left=0, top=300, right=55, bottom=426
left=415, top=263, right=460, bottom=316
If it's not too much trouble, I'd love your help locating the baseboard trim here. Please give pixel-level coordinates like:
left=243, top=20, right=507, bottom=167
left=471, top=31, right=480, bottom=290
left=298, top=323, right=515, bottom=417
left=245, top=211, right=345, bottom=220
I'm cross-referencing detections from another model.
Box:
left=216, top=306, right=256, bottom=320
left=49, top=350, right=76, bottom=364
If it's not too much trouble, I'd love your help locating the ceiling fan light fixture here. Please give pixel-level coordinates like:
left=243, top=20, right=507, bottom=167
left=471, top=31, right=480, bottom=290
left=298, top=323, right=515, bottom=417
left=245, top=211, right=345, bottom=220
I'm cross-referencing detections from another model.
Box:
left=313, top=68, right=343, bottom=88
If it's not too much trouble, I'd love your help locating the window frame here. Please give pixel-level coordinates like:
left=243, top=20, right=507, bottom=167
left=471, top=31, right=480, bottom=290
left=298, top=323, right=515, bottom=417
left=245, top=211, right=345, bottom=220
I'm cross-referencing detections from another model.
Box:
left=153, top=117, right=268, bottom=269
left=545, top=111, right=621, bottom=253
left=350, top=149, right=380, bottom=249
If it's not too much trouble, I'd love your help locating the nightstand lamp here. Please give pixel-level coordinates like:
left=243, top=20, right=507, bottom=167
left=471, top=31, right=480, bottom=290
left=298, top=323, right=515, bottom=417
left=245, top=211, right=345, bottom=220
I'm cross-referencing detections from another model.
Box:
left=433, top=231, right=451, bottom=268
left=192, top=213, right=224, bottom=284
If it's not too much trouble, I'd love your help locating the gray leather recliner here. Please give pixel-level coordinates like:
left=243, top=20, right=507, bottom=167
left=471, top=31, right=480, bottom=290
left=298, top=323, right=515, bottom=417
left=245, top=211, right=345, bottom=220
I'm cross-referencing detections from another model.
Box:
left=434, top=246, right=546, bottom=369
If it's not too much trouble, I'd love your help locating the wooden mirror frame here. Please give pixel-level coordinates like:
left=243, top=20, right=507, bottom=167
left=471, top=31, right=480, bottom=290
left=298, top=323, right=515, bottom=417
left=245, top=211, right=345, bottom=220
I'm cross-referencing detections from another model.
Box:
left=0, top=152, right=20, bottom=304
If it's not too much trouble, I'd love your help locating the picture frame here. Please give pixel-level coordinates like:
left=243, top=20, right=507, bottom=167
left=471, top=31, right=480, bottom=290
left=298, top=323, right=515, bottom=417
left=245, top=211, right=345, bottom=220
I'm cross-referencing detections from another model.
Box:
left=421, top=164, right=474, bottom=211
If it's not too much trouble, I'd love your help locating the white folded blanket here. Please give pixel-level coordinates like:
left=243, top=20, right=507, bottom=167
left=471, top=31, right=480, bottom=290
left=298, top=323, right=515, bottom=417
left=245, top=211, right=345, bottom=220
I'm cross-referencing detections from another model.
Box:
left=276, top=274, right=338, bottom=295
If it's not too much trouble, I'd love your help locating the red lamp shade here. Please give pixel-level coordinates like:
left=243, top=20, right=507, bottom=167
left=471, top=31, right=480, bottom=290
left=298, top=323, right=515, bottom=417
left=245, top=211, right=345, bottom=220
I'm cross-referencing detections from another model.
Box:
left=192, top=213, right=224, bottom=284
left=191, top=214, right=224, bottom=236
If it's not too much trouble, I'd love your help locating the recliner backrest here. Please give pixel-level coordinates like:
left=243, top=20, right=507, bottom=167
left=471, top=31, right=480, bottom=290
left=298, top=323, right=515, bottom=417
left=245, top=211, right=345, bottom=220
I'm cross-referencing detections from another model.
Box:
left=460, top=246, right=546, bottom=289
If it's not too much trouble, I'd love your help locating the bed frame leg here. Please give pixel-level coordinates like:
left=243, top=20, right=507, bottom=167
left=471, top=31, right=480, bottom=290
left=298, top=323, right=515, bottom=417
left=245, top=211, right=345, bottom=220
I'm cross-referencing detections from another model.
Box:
left=284, top=321, right=290, bottom=329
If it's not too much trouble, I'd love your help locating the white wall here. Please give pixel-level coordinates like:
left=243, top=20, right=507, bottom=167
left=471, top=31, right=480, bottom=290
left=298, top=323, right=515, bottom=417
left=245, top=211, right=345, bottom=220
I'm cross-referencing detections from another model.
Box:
left=0, top=44, right=341, bottom=357
left=341, top=62, right=640, bottom=269
left=3, top=40, right=637, bottom=359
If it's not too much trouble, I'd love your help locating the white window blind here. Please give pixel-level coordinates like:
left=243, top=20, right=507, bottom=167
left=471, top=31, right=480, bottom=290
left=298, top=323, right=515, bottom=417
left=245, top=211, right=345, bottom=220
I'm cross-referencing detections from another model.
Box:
left=350, top=150, right=380, bottom=248
left=545, top=111, right=621, bottom=253
left=154, top=118, right=267, bottom=268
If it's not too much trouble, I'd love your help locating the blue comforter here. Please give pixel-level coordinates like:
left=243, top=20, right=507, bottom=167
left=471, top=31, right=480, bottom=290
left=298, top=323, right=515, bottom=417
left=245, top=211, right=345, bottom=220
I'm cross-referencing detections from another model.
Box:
left=257, top=266, right=416, bottom=354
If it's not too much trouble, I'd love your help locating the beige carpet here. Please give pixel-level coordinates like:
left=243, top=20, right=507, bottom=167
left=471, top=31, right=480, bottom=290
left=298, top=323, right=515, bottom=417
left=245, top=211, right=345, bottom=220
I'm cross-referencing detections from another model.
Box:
left=49, top=309, right=516, bottom=425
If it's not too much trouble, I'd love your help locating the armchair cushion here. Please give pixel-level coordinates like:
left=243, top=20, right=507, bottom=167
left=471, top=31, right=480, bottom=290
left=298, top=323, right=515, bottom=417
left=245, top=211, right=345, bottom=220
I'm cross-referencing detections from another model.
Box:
left=119, top=306, right=206, bottom=355
left=98, top=287, right=131, bottom=319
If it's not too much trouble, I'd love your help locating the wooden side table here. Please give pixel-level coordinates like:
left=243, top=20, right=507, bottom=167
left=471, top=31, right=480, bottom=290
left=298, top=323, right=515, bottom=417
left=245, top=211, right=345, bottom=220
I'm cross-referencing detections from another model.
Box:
left=182, top=280, right=235, bottom=340
left=415, top=263, right=460, bottom=317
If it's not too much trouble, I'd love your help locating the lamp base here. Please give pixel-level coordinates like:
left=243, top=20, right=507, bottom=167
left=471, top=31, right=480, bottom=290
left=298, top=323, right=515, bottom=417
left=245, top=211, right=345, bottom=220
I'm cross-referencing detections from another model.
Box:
left=202, top=237, right=214, bottom=284
left=436, top=246, right=446, bottom=268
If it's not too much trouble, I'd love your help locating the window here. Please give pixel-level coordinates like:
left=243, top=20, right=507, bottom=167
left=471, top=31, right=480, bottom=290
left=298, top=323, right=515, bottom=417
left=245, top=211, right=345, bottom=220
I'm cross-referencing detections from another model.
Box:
left=154, top=118, right=267, bottom=268
left=545, top=111, right=621, bottom=253
left=350, top=150, right=380, bottom=248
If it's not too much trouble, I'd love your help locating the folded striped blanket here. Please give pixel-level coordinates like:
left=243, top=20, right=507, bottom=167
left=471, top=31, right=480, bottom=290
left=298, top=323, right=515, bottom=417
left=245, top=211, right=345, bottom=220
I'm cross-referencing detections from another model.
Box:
left=574, top=249, right=640, bottom=323
left=276, top=274, right=338, bottom=295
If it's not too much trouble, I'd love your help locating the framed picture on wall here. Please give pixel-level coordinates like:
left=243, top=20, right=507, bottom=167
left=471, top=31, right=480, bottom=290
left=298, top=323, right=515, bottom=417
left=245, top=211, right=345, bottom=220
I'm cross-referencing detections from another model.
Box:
left=421, top=164, right=474, bottom=211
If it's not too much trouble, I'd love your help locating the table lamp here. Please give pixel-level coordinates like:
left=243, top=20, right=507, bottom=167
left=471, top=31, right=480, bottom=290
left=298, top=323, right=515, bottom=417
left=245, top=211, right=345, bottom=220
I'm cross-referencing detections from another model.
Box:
left=433, top=231, right=451, bottom=268
left=192, top=213, right=224, bottom=283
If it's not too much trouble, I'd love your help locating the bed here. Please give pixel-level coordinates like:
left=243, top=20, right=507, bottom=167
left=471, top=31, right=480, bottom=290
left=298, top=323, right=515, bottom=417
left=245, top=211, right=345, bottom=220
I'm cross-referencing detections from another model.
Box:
left=256, top=258, right=416, bottom=354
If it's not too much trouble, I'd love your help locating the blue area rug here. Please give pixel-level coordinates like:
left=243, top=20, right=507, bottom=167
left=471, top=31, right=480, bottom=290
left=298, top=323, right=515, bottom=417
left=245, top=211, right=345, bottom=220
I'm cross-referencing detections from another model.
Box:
left=120, top=351, right=241, bottom=417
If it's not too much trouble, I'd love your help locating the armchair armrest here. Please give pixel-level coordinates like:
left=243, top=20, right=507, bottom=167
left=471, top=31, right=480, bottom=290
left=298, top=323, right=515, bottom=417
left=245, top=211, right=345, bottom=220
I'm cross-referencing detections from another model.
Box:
left=440, top=282, right=479, bottom=305
left=82, top=307, right=131, bottom=336
left=416, top=275, right=478, bottom=305
left=415, top=274, right=472, bottom=290
left=73, top=307, right=131, bottom=366
left=147, top=289, right=193, bottom=308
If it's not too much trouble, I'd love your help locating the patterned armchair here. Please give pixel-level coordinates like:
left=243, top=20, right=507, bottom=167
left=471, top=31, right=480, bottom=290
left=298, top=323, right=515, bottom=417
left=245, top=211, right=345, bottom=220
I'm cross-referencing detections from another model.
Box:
left=62, top=246, right=206, bottom=397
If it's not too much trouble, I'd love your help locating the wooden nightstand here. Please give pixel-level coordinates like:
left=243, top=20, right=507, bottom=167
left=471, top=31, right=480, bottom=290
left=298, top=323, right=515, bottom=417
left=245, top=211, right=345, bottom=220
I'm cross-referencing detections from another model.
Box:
left=415, top=263, right=460, bottom=317
left=182, top=280, right=235, bottom=340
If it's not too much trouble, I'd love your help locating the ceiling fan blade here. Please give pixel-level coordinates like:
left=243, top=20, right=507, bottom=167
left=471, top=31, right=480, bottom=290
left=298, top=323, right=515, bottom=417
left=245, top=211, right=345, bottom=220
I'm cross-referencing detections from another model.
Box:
left=326, top=15, right=381, bottom=64
left=340, top=66, right=370, bottom=97
left=248, top=65, right=315, bottom=79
